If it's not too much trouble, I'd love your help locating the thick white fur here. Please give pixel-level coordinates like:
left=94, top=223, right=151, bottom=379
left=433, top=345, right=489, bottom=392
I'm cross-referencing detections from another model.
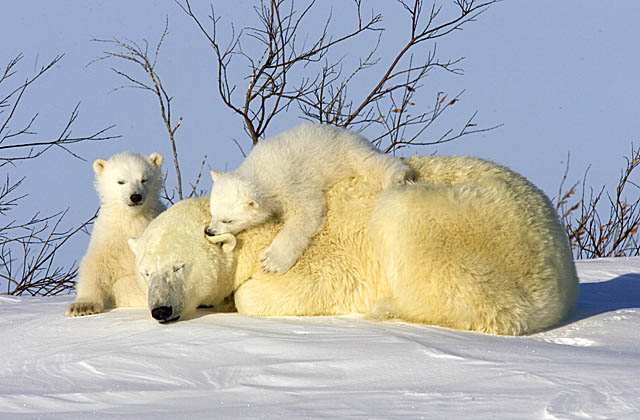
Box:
left=65, top=152, right=164, bottom=317
left=207, top=123, right=413, bottom=274
left=129, top=200, right=236, bottom=322
left=132, top=155, right=578, bottom=335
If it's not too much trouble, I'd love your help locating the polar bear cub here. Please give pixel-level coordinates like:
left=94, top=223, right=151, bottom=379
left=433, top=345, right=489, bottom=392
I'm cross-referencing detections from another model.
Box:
left=206, top=123, right=413, bottom=274
left=66, top=152, right=165, bottom=317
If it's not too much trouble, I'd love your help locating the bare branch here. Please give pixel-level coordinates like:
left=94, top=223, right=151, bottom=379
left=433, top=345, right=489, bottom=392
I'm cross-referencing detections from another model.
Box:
left=91, top=18, right=186, bottom=200
left=3, top=211, right=96, bottom=296
left=344, top=0, right=497, bottom=127
left=0, top=53, right=117, bottom=295
left=556, top=144, right=640, bottom=259
left=179, top=0, right=383, bottom=144
left=187, top=154, right=208, bottom=198
left=178, top=0, right=499, bottom=155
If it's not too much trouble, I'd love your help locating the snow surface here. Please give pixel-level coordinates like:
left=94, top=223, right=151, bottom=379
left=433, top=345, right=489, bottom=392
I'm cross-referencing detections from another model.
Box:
left=1, top=257, right=639, bottom=419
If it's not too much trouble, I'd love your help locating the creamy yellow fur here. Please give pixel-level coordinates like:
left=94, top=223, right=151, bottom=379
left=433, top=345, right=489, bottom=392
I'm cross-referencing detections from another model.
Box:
left=131, top=155, right=578, bottom=334
left=66, top=152, right=164, bottom=317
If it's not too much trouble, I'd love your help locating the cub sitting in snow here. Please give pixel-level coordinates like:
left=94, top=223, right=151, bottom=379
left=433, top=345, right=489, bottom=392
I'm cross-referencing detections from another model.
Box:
left=206, top=123, right=414, bottom=274
left=66, top=152, right=164, bottom=317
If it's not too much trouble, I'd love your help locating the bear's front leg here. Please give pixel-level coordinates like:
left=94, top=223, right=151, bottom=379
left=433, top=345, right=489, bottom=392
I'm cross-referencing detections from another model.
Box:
left=261, top=198, right=326, bottom=274
left=65, top=300, right=104, bottom=317
left=260, top=228, right=307, bottom=274
left=65, top=252, right=111, bottom=317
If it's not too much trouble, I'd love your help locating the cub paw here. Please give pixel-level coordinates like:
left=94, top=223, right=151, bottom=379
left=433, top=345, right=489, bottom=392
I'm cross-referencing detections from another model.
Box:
left=65, top=301, right=104, bottom=317
left=383, top=167, right=415, bottom=189
left=260, top=244, right=299, bottom=274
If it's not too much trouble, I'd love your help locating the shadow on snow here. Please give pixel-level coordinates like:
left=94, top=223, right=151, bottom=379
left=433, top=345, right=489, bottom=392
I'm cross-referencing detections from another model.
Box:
left=568, top=273, right=640, bottom=323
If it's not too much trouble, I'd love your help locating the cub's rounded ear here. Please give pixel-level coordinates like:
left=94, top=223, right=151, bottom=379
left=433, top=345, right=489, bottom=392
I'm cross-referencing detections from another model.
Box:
left=205, top=232, right=236, bottom=253
left=246, top=200, right=259, bottom=210
left=210, top=170, right=223, bottom=182
left=128, top=238, right=138, bottom=254
left=93, top=159, right=107, bottom=175
left=149, top=152, right=163, bottom=168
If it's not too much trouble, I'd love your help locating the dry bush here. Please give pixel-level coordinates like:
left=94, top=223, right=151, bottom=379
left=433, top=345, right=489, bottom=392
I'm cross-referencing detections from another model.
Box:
left=90, top=18, right=207, bottom=204
left=0, top=54, right=117, bottom=295
left=178, top=0, right=501, bottom=150
left=556, top=145, right=640, bottom=259
left=93, top=0, right=499, bottom=202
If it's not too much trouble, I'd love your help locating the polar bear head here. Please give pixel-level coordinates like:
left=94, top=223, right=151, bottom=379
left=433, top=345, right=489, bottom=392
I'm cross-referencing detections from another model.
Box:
left=129, top=197, right=236, bottom=322
left=206, top=171, right=272, bottom=236
left=93, top=152, right=163, bottom=210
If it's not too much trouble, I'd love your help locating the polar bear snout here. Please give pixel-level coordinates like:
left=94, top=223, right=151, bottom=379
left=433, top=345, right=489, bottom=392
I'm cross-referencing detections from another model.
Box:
left=127, top=191, right=146, bottom=207
left=149, top=301, right=182, bottom=323
left=204, top=226, right=217, bottom=237
left=129, top=193, right=143, bottom=205
left=147, top=276, right=185, bottom=323
left=151, top=305, right=176, bottom=322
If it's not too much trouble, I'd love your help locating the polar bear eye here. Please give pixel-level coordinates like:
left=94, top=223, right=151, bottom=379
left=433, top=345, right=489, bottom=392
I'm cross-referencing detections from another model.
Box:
left=117, top=180, right=125, bottom=185
left=221, top=219, right=233, bottom=224
left=141, top=178, right=148, bottom=184
left=173, top=264, right=185, bottom=273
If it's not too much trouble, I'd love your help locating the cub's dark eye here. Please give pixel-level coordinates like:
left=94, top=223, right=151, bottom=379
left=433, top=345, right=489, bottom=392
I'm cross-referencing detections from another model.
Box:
left=173, top=264, right=185, bottom=273
left=117, top=180, right=125, bottom=185
left=221, top=220, right=233, bottom=224
left=141, top=178, right=148, bottom=184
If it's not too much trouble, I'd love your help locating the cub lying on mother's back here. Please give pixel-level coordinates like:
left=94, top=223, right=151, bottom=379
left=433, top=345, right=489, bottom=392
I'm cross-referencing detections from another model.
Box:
left=132, top=154, right=578, bottom=334
left=206, top=123, right=413, bottom=274
left=66, top=152, right=164, bottom=317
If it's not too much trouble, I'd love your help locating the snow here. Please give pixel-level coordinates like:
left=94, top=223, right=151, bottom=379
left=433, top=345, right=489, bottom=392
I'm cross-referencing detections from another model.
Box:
left=1, top=257, right=639, bottom=419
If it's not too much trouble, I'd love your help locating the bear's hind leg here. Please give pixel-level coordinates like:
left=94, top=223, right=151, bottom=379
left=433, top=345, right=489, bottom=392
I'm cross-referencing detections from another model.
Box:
left=346, top=142, right=414, bottom=188
left=111, top=275, right=147, bottom=307
left=367, top=184, right=531, bottom=334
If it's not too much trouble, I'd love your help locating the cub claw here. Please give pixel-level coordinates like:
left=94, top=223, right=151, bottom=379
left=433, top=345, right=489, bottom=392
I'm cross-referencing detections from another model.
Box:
left=65, top=301, right=104, bottom=317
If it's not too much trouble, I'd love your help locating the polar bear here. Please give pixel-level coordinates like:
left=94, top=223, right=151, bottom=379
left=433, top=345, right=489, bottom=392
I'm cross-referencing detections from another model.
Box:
left=130, top=155, right=579, bottom=335
left=206, top=123, right=414, bottom=274
left=66, top=152, right=164, bottom=317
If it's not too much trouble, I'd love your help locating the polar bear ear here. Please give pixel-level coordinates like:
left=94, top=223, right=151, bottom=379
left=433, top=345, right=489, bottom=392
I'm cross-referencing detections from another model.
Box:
left=205, top=232, right=236, bottom=253
left=128, top=238, right=138, bottom=255
left=210, top=170, right=223, bottom=183
left=149, top=152, right=163, bottom=168
left=246, top=200, right=259, bottom=210
left=93, top=159, right=107, bottom=175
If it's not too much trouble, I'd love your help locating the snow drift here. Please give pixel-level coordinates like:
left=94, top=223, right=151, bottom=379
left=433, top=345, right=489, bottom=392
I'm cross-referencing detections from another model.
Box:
left=1, top=257, right=638, bottom=419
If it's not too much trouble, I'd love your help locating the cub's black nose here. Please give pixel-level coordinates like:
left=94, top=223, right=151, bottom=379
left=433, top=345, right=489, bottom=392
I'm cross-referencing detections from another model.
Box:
left=151, top=306, right=173, bottom=321
left=130, top=193, right=142, bottom=203
left=204, top=227, right=216, bottom=237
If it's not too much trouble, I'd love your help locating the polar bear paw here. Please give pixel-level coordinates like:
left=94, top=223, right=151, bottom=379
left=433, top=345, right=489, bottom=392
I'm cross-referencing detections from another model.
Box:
left=383, top=166, right=415, bottom=189
left=260, top=244, right=299, bottom=274
left=65, top=301, right=104, bottom=317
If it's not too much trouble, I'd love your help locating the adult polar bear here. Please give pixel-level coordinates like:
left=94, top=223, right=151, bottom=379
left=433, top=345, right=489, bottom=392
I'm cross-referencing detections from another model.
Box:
left=129, top=155, right=579, bottom=335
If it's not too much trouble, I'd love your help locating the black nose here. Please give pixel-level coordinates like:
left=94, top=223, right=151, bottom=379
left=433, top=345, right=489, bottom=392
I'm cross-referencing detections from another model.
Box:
left=151, top=306, right=173, bottom=320
left=130, top=193, right=142, bottom=203
left=204, top=227, right=216, bottom=237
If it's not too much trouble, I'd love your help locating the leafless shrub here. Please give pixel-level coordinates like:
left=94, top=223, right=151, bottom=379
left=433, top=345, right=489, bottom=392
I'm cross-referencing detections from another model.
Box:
left=90, top=18, right=208, bottom=204
left=91, top=0, right=499, bottom=208
left=0, top=54, right=117, bottom=295
left=556, top=145, right=640, bottom=259
left=1, top=211, right=96, bottom=296
left=178, top=0, right=501, bottom=150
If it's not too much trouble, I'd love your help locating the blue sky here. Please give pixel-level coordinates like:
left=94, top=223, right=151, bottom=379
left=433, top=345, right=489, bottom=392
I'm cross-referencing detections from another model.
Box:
left=2, top=0, right=639, bottom=272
